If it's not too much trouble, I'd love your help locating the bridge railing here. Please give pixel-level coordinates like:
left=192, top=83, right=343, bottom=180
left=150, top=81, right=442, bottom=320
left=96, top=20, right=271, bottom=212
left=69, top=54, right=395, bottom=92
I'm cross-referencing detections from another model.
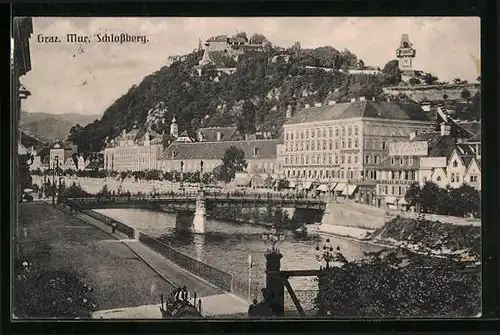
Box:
left=82, top=209, right=136, bottom=239
left=138, top=233, right=233, bottom=292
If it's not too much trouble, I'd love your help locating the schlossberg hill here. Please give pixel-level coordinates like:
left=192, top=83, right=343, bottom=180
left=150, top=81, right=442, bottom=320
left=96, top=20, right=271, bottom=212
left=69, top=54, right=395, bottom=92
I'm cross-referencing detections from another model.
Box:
left=67, top=38, right=476, bottom=153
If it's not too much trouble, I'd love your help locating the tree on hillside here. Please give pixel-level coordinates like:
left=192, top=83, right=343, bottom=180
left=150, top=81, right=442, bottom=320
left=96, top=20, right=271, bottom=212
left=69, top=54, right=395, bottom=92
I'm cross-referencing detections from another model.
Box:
left=250, top=33, right=268, bottom=44
left=235, top=31, right=248, bottom=41
left=382, top=59, right=401, bottom=85
left=422, top=73, right=439, bottom=85
left=236, top=100, right=257, bottom=135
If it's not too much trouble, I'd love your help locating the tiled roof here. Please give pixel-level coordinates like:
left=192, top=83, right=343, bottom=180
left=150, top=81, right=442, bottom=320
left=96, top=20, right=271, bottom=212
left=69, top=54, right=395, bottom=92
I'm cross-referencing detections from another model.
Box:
left=458, top=121, right=481, bottom=138
left=285, top=101, right=430, bottom=125
left=197, top=127, right=239, bottom=142
left=158, top=139, right=278, bottom=161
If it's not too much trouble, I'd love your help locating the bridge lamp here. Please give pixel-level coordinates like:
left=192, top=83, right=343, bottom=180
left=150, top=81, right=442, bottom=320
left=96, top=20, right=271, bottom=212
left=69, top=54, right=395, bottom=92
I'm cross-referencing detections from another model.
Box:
left=315, top=238, right=345, bottom=269
left=262, top=227, right=286, bottom=252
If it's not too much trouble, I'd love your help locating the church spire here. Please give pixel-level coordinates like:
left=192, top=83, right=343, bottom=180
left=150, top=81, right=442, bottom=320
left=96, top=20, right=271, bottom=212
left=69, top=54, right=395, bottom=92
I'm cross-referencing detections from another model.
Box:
left=170, top=114, right=178, bottom=138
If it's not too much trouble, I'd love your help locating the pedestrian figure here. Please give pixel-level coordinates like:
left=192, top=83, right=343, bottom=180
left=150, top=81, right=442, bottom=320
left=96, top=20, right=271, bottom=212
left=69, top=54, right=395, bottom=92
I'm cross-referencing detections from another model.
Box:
left=174, top=287, right=183, bottom=302
left=180, top=286, right=189, bottom=301
left=111, top=222, right=117, bottom=234
left=248, top=299, right=259, bottom=317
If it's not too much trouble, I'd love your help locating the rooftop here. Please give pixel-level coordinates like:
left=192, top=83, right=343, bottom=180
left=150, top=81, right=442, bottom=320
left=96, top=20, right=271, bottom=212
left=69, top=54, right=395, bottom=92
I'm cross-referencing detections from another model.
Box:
left=159, top=139, right=278, bottom=161
left=197, top=127, right=240, bottom=142
left=285, top=100, right=430, bottom=125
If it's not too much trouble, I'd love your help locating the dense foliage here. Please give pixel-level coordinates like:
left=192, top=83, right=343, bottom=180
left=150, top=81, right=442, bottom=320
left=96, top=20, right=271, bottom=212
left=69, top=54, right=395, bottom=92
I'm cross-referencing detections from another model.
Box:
left=67, top=42, right=405, bottom=152
left=214, top=146, right=248, bottom=182
left=405, top=182, right=480, bottom=218
left=370, top=216, right=481, bottom=258
left=314, top=248, right=480, bottom=318
left=18, top=154, right=33, bottom=194
left=14, top=256, right=97, bottom=318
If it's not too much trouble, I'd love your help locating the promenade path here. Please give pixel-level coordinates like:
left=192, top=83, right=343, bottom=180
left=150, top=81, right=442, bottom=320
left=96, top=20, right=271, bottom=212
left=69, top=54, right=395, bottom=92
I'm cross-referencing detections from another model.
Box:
left=18, top=203, right=249, bottom=318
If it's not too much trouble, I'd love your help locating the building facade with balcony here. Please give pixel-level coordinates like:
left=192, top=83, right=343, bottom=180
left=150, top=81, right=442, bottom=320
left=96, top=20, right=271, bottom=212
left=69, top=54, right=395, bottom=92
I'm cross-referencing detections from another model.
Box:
left=280, top=97, right=435, bottom=204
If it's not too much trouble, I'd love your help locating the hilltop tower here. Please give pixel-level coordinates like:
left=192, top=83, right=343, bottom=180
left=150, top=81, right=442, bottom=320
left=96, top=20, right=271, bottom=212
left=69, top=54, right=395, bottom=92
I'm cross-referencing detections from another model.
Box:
left=170, top=115, right=179, bottom=138
left=396, top=34, right=416, bottom=71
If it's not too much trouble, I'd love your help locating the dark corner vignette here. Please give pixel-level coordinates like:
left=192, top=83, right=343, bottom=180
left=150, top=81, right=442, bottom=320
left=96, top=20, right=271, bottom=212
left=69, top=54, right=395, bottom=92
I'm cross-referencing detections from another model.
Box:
left=6, top=0, right=499, bottom=335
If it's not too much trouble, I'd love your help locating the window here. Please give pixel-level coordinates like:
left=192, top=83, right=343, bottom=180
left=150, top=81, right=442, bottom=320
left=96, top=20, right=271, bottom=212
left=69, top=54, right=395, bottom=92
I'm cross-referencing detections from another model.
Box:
left=323, top=129, right=327, bottom=137
left=329, top=128, right=333, bottom=137
left=323, top=140, right=327, bottom=150
left=354, top=139, right=359, bottom=148
left=326, top=170, right=330, bottom=178
left=382, top=141, right=387, bottom=150
left=348, top=127, right=352, bottom=136
left=451, top=173, right=455, bottom=182
left=290, top=133, right=294, bottom=140
left=436, top=176, right=441, bottom=182
left=305, top=141, right=309, bottom=151
left=453, top=160, right=458, bottom=167
left=348, top=139, right=352, bottom=148
left=342, top=140, right=345, bottom=149
left=329, top=155, right=333, bottom=164
left=354, top=126, right=359, bottom=136
left=374, top=155, right=379, bottom=164
left=300, top=131, right=304, bottom=140
left=354, top=155, right=358, bottom=163
left=335, top=128, right=339, bottom=137
left=308, top=170, right=311, bottom=177
left=342, top=127, right=346, bottom=137
left=311, top=131, right=314, bottom=138
left=285, top=157, right=289, bottom=164
left=300, top=156, right=304, bottom=165
left=365, top=155, right=370, bottom=164
left=335, top=140, right=340, bottom=149
left=329, top=140, right=333, bottom=150
left=470, top=175, right=478, bottom=182
left=341, top=155, right=345, bottom=164
left=306, top=155, right=309, bottom=164
left=335, top=155, right=339, bottom=164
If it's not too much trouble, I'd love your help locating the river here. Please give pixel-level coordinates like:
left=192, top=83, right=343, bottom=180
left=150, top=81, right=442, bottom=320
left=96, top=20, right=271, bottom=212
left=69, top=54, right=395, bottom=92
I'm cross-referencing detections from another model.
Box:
left=94, top=208, right=382, bottom=296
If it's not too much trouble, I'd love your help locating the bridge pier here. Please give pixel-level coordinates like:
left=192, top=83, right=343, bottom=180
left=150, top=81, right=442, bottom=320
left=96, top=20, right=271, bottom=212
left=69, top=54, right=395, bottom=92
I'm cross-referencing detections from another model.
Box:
left=191, top=191, right=206, bottom=234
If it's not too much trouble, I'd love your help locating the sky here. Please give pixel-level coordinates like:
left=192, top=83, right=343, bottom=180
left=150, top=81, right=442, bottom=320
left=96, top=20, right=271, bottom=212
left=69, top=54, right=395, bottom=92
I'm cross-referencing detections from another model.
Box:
left=19, top=17, right=480, bottom=117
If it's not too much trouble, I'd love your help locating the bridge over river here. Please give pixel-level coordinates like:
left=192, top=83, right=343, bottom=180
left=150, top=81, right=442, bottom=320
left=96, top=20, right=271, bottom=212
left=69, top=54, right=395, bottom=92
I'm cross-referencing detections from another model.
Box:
left=63, top=192, right=327, bottom=234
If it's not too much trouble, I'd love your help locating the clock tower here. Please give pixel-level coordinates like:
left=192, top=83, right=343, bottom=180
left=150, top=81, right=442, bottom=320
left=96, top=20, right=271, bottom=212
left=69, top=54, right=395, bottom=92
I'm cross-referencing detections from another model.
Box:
left=396, top=34, right=416, bottom=71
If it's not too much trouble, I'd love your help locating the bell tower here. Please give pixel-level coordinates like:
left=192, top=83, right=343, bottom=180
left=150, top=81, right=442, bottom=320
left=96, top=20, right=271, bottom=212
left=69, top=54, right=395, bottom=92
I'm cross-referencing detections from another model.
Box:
left=396, top=34, right=416, bottom=71
left=170, top=115, right=178, bottom=138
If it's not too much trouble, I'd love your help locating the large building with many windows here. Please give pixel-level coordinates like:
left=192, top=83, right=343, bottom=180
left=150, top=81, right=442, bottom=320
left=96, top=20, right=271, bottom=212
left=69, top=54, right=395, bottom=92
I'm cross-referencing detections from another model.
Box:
left=104, top=124, right=165, bottom=172
left=279, top=97, right=435, bottom=203
left=374, top=115, right=481, bottom=209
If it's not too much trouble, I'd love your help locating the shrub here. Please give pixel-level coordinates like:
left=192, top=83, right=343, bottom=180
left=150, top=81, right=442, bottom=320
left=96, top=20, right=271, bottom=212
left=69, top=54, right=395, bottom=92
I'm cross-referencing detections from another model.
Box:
left=314, top=248, right=480, bottom=318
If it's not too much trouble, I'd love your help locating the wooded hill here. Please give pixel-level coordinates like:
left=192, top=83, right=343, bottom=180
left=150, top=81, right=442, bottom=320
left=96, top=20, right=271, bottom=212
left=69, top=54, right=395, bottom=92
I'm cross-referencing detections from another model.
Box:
left=68, top=39, right=479, bottom=153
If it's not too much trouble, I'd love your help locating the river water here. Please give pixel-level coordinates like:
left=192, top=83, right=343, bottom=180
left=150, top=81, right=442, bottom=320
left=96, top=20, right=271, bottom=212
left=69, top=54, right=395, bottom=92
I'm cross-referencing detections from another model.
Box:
left=95, top=208, right=382, bottom=295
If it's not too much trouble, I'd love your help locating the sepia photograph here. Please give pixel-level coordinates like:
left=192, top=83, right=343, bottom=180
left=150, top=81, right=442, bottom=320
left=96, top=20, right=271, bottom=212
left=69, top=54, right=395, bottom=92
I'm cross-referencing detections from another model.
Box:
left=12, top=16, right=482, bottom=320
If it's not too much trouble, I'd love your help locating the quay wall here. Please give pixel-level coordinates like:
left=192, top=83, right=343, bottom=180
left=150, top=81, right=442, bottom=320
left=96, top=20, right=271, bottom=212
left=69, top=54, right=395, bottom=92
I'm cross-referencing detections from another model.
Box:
left=82, top=209, right=236, bottom=295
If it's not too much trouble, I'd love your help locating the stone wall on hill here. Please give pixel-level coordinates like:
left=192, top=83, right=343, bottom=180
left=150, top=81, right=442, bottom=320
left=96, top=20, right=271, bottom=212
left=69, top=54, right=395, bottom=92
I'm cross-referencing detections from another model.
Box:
left=383, top=84, right=479, bottom=102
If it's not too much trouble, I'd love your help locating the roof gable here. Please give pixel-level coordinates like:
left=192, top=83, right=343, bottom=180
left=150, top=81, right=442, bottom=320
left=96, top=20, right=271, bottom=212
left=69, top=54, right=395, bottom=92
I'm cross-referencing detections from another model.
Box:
left=466, top=158, right=480, bottom=174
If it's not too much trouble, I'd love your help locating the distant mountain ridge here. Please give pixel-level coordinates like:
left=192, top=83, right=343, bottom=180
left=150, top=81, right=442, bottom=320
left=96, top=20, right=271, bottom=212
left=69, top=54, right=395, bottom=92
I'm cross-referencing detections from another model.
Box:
left=20, top=111, right=100, bottom=142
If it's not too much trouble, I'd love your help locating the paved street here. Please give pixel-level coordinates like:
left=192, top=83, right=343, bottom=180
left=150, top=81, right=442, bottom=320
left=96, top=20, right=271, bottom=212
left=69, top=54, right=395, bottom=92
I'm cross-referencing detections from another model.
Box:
left=18, top=203, right=176, bottom=311
left=17, top=203, right=249, bottom=317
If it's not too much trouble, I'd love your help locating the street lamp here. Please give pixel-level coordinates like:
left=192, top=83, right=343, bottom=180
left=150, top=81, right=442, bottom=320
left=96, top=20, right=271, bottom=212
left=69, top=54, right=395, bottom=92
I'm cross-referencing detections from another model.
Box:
left=262, top=227, right=286, bottom=253
left=52, top=156, right=59, bottom=205
left=199, top=160, right=204, bottom=192
left=315, top=238, right=347, bottom=269
left=180, top=160, right=184, bottom=192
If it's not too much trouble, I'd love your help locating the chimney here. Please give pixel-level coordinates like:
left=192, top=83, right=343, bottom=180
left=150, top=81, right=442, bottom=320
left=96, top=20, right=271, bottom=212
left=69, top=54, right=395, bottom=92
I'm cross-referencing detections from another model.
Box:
left=216, top=131, right=221, bottom=141
left=350, top=98, right=356, bottom=103
left=409, top=132, right=416, bottom=140
left=440, top=122, right=451, bottom=136
left=314, top=102, right=322, bottom=107
left=359, top=96, right=366, bottom=102
left=328, top=100, right=336, bottom=105
left=304, top=104, right=310, bottom=108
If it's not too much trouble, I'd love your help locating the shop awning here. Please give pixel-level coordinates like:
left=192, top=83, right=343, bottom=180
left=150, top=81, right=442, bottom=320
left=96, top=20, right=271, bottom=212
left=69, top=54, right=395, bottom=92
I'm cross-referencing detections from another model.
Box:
left=385, top=196, right=397, bottom=204
left=398, top=197, right=408, bottom=205
left=303, top=181, right=313, bottom=190
left=316, top=184, right=328, bottom=192
left=328, top=183, right=338, bottom=191
left=334, top=182, right=346, bottom=192
left=341, top=184, right=358, bottom=196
